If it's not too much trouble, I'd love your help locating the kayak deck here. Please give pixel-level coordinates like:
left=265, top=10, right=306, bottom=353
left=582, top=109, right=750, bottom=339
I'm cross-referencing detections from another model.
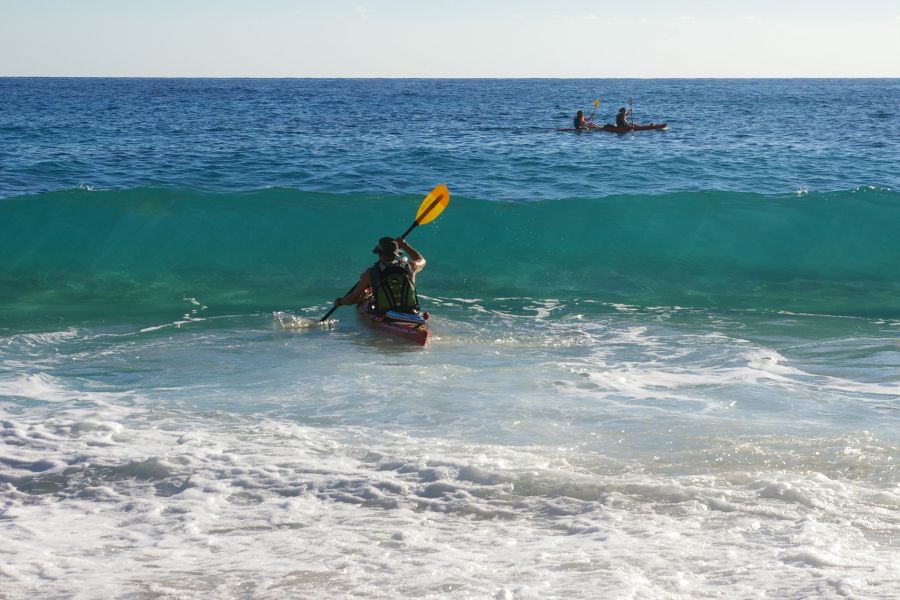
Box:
left=356, top=301, right=430, bottom=345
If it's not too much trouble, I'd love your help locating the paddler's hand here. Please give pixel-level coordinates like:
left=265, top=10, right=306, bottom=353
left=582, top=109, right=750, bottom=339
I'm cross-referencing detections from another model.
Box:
left=334, top=297, right=343, bottom=306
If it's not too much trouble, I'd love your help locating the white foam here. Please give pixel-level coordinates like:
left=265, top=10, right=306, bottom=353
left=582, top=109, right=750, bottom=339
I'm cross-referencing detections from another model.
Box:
left=273, top=311, right=335, bottom=331
left=2, top=404, right=898, bottom=599
left=0, top=372, right=129, bottom=405
left=550, top=321, right=900, bottom=420
left=2, top=309, right=898, bottom=598
left=1, top=328, right=81, bottom=349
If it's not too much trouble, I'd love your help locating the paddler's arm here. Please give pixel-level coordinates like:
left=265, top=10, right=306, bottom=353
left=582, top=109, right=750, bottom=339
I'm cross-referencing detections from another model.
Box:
left=335, top=271, right=371, bottom=306
left=398, top=238, right=425, bottom=274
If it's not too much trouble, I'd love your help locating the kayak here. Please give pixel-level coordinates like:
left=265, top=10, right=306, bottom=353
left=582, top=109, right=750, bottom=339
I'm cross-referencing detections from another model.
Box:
left=356, top=300, right=431, bottom=345
left=558, top=123, right=668, bottom=133
left=602, top=123, right=668, bottom=133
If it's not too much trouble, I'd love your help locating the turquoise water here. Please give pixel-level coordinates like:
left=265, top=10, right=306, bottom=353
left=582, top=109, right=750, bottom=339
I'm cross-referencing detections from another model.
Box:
left=1, top=187, right=899, bottom=332
left=1, top=79, right=899, bottom=598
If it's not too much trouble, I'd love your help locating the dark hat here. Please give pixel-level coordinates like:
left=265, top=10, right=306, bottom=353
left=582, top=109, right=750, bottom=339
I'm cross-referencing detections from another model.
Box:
left=618, top=107, right=626, bottom=112
left=372, top=237, right=400, bottom=256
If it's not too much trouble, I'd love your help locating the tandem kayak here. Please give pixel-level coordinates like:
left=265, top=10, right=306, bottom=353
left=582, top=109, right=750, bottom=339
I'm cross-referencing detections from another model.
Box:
left=558, top=123, right=668, bottom=133
left=356, top=300, right=431, bottom=345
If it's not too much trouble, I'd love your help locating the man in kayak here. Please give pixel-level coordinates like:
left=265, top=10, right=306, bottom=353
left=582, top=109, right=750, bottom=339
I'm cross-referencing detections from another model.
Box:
left=573, top=110, right=598, bottom=130
left=333, top=237, right=425, bottom=314
left=615, top=107, right=637, bottom=128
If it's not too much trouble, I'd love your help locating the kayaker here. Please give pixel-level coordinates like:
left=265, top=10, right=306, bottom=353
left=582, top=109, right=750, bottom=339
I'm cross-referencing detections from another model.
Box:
left=333, top=237, right=425, bottom=314
left=573, top=110, right=596, bottom=130
left=615, top=107, right=633, bottom=128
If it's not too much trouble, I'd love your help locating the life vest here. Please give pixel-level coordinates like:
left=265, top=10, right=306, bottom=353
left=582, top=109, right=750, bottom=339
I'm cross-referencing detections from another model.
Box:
left=368, top=260, right=419, bottom=314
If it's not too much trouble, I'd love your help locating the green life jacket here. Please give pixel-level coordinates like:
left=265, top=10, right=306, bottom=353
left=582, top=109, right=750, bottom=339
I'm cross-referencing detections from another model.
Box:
left=368, top=260, right=419, bottom=314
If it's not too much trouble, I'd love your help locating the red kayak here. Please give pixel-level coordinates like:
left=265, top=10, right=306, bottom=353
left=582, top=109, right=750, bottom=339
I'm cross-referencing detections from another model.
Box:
left=601, top=123, right=667, bottom=133
left=356, top=300, right=431, bottom=345
left=558, top=123, right=668, bottom=133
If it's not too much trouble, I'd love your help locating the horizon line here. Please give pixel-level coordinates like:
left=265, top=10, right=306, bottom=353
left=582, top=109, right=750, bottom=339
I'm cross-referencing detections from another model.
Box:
left=2, top=75, right=898, bottom=80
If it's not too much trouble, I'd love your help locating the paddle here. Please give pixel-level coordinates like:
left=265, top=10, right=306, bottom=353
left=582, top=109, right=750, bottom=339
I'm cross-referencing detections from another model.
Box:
left=588, top=98, right=600, bottom=125
left=627, top=96, right=634, bottom=130
left=320, top=183, right=450, bottom=322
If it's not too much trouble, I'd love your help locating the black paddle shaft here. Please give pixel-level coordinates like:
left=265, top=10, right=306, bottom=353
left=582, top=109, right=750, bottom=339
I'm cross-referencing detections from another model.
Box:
left=319, top=281, right=358, bottom=322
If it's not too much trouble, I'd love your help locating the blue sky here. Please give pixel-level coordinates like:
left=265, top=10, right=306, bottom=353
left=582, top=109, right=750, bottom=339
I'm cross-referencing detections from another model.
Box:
left=1, top=1, right=898, bottom=76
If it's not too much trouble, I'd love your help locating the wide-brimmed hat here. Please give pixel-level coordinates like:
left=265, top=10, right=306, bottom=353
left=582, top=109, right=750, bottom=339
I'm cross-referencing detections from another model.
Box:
left=372, top=237, right=400, bottom=256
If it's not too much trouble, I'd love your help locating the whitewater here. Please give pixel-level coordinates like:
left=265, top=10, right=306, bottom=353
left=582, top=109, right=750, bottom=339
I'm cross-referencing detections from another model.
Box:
left=1, top=78, right=899, bottom=599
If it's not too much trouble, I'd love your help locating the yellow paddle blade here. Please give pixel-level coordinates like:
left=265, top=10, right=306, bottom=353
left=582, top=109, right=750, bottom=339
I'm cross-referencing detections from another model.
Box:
left=415, top=183, right=450, bottom=226
left=593, top=98, right=600, bottom=108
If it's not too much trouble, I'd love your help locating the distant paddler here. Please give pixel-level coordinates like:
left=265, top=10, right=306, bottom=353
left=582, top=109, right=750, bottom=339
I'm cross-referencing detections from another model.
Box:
left=615, top=107, right=640, bottom=128
left=574, top=98, right=601, bottom=130
left=573, top=110, right=598, bottom=130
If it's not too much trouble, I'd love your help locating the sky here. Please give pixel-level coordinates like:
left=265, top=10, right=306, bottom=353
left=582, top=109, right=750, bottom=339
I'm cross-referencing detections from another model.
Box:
left=1, top=0, right=898, bottom=77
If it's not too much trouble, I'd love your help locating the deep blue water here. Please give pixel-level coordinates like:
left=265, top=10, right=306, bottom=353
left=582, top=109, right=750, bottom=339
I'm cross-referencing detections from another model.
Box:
left=2, top=78, right=898, bottom=200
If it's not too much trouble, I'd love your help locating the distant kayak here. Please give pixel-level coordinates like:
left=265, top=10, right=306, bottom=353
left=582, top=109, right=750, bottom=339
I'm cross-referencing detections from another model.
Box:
left=558, top=123, right=668, bottom=133
left=357, top=299, right=430, bottom=345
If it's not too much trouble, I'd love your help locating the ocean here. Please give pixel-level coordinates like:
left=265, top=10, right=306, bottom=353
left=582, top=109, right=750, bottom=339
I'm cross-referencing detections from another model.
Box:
left=1, top=78, right=898, bottom=599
